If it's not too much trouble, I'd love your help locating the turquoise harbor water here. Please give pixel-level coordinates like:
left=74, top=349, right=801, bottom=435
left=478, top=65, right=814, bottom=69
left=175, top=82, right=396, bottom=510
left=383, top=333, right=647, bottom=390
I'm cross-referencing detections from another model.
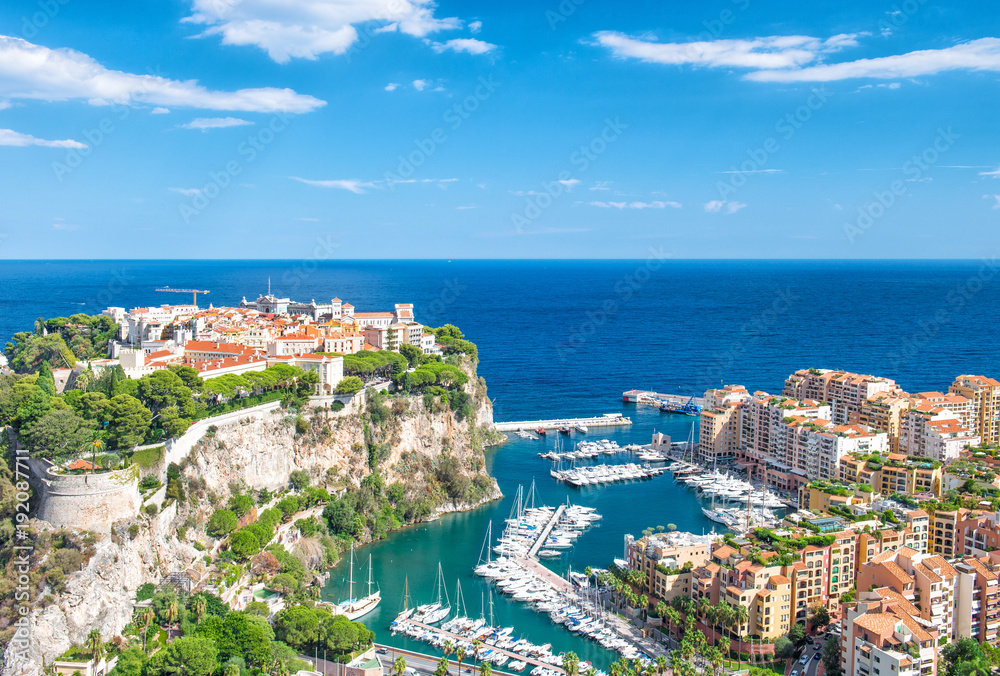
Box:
left=322, top=404, right=710, bottom=671
left=3, top=260, right=999, bottom=669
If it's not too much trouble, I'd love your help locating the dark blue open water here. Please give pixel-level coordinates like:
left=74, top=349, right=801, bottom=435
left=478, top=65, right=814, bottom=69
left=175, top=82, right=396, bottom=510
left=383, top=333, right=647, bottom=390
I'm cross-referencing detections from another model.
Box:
left=2, top=260, right=998, bottom=668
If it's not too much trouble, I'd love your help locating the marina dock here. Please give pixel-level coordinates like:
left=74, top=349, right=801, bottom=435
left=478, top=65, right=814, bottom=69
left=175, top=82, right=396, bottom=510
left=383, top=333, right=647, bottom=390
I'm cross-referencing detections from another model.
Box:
left=515, top=557, right=572, bottom=593
left=622, top=390, right=705, bottom=407
left=495, top=414, right=632, bottom=432
left=396, top=619, right=567, bottom=675
left=526, top=504, right=566, bottom=559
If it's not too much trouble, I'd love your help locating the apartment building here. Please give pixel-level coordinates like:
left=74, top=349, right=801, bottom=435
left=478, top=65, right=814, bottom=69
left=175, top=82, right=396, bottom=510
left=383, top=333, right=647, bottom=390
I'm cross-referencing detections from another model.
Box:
left=842, top=590, right=938, bottom=676
left=954, top=556, right=1000, bottom=645
left=857, top=547, right=957, bottom=641
left=786, top=531, right=857, bottom=622
left=699, top=544, right=793, bottom=641
left=956, top=512, right=1000, bottom=558
left=697, top=385, right=750, bottom=464
left=625, top=532, right=712, bottom=603
left=914, top=391, right=975, bottom=432
left=949, top=375, right=1000, bottom=446
left=775, top=417, right=888, bottom=482
left=851, top=392, right=915, bottom=452
left=784, top=369, right=897, bottom=425
left=899, top=404, right=979, bottom=462
left=930, top=508, right=967, bottom=559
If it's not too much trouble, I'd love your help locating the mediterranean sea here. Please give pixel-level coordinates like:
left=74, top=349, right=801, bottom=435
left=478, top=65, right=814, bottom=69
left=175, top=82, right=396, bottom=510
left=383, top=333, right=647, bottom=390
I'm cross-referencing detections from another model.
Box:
left=2, top=259, right=998, bottom=668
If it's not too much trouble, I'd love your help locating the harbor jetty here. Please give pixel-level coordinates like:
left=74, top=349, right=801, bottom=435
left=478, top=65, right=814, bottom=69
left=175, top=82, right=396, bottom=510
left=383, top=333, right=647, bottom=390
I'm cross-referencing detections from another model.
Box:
left=495, top=414, right=631, bottom=432
left=621, top=390, right=705, bottom=407
left=526, top=504, right=566, bottom=558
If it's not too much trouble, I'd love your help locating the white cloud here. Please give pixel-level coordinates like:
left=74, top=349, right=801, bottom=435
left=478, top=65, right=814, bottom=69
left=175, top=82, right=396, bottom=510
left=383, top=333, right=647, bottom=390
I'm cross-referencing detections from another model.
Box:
left=291, top=177, right=374, bottom=194
left=0, top=100, right=12, bottom=110
left=594, top=31, right=1000, bottom=84
left=985, top=195, right=1000, bottom=209
left=468, top=21, right=482, bottom=34
left=169, top=187, right=204, bottom=196
left=558, top=179, right=581, bottom=190
left=413, top=79, right=429, bottom=91
left=589, top=181, right=611, bottom=191
left=456, top=205, right=477, bottom=210
left=717, top=169, right=783, bottom=174
left=704, top=200, right=746, bottom=214
left=385, top=82, right=400, bottom=92
left=589, top=200, right=681, bottom=210
left=0, top=128, right=86, bottom=149
left=429, top=38, right=497, bottom=55
left=151, top=107, right=170, bottom=114
left=183, top=0, right=463, bottom=63
left=292, top=176, right=456, bottom=193
left=51, top=221, right=78, bottom=231
left=0, top=35, right=325, bottom=113
left=180, top=116, right=254, bottom=130
left=593, top=31, right=858, bottom=70
left=980, top=166, right=1000, bottom=178
left=747, top=38, right=1000, bottom=82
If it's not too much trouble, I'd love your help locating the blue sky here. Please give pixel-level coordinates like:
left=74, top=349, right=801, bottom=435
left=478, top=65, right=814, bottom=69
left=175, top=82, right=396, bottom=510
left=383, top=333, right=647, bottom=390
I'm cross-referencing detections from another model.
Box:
left=0, top=0, right=998, bottom=259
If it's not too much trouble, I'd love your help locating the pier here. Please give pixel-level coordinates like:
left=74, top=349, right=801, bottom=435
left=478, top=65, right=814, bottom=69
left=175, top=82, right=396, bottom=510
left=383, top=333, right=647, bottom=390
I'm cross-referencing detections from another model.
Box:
left=622, top=390, right=705, bottom=407
left=526, top=504, right=566, bottom=559
left=494, top=414, right=632, bottom=433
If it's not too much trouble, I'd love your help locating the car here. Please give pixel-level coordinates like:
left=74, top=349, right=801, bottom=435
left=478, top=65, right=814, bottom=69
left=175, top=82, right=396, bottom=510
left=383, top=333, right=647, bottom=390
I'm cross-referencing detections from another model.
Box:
left=814, top=644, right=823, bottom=651
left=790, top=670, right=799, bottom=676
left=806, top=637, right=814, bottom=645
left=376, top=647, right=388, bottom=655
left=800, top=655, right=809, bottom=664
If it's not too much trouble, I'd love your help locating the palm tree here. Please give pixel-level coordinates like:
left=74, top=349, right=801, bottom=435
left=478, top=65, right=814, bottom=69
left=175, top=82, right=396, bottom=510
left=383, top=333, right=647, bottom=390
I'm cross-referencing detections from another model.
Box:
left=956, top=658, right=992, bottom=676
left=733, top=605, right=749, bottom=643
left=472, top=640, right=482, bottom=673
left=435, top=657, right=450, bottom=676
left=609, top=662, right=623, bottom=676
left=563, top=652, right=580, bottom=676
left=165, top=597, right=179, bottom=626
left=191, top=594, right=207, bottom=622
left=455, top=647, right=466, bottom=676
left=393, top=657, right=407, bottom=676
left=86, top=629, right=104, bottom=662
left=640, top=595, right=649, bottom=620
left=443, top=641, right=455, bottom=661
left=480, top=664, right=492, bottom=676
left=718, top=637, right=731, bottom=664
left=654, top=655, right=668, bottom=676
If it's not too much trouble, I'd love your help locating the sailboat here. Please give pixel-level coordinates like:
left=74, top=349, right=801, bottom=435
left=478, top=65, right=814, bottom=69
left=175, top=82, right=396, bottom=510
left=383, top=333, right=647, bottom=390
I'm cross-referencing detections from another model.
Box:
left=420, top=563, right=452, bottom=624
left=334, top=547, right=381, bottom=621
left=395, top=577, right=413, bottom=623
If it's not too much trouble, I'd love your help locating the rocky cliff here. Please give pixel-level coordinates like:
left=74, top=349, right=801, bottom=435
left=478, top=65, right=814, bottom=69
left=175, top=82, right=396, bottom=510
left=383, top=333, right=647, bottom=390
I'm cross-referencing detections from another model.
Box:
left=3, top=361, right=502, bottom=676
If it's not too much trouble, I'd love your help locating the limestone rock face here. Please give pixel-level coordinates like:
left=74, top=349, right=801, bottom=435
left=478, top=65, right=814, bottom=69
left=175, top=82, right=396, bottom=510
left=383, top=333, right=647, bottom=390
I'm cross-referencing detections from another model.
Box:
left=4, top=363, right=501, bottom=676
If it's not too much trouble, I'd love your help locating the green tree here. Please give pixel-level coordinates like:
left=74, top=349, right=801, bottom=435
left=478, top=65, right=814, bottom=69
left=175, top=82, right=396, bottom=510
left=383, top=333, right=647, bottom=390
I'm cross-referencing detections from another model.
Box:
left=393, top=657, right=407, bottom=676
left=399, top=343, right=422, bottom=367
left=273, top=606, right=320, bottom=649
left=147, top=637, right=218, bottom=676
left=289, top=469, right=311, bottom=491
left=773, top=636, right=795, bottom=659
left=86, top=629, right=104, bottom=660
left=276, top=496, right=300, bottom=522
left=809, top=605, right=831, bottom=630
left=103, top=394, right=152, bottom=450
left=228, top=493, right=254, bottom=518
left=822, top=636, right=843, bottom=676
left=788, top=622, right=806, bottom=646
left=228, top=530, right=261, bottom=560
left=434, top=657, right=450, bottom=676
left=20, top=408, right=95, bottom=460
left=109, top=648, right=146, bottom=676
left=207, top=509, right=238, bottom=537
left=334, top=377, right=364, bottom=396
left=563, top=652, right=580, bottom=676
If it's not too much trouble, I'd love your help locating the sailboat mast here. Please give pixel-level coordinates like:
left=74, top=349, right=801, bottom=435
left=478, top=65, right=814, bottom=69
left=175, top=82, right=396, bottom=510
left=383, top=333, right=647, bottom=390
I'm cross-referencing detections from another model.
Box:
left=349, top=545, right=355, bottom=601
left=367, top=554, right=373, bottom=597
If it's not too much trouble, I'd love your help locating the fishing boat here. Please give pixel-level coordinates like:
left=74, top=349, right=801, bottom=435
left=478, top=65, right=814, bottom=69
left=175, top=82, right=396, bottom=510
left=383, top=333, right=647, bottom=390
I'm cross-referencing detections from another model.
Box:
left=574, top=423, right=588, bottom=433
left=558, top=426, right=570, bottom=435
left=333, top=547, right=381, bottom=621
left=536, top=428, right=546, bottom=436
